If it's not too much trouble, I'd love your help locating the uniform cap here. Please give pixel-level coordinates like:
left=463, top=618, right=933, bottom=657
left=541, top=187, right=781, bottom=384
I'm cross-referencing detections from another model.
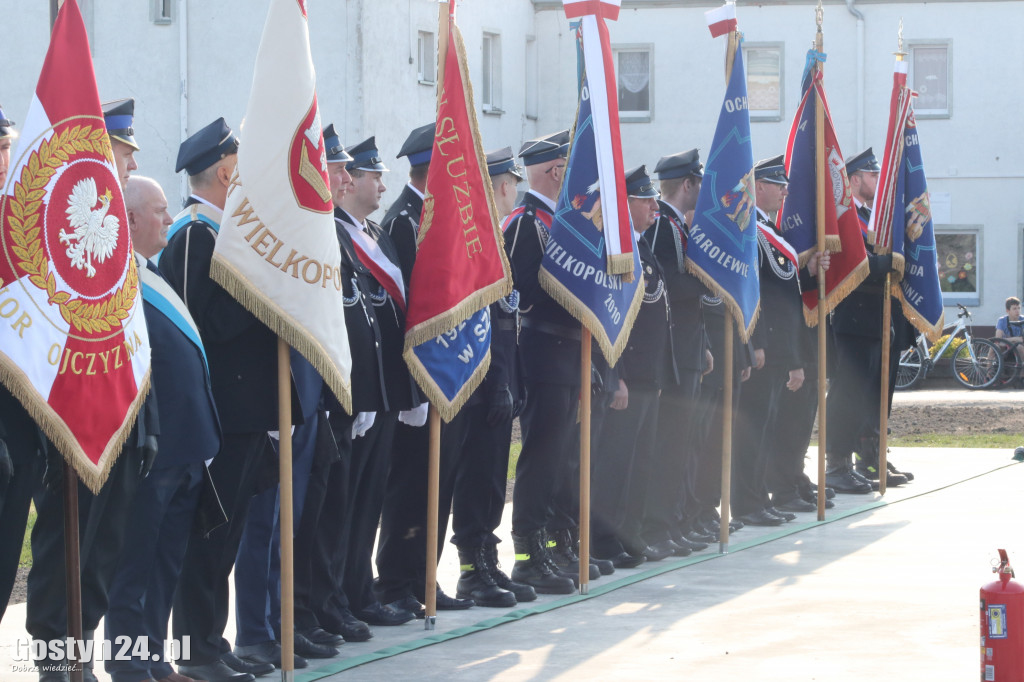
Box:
left=654, top=148, right=703, bottom=180
left=323, top=124, right=353, bottom=164
left=845, top=147, right=881, bottom=175
left=625, top=164, right=659, bottom=199
left=0, top=103, right=14, bottom=139
left=754, top=155, right=788, bottom=185
left=485, top=147, right=523, bottom=180
left=519, top=129, right=570, bottom=166
left=397, top=122, right=435, bottom=167
left=175, top=117, right=240, bottom=175
left=345, top=136, right=389, bottom=172
left=102, top=98, right=139, bottom=151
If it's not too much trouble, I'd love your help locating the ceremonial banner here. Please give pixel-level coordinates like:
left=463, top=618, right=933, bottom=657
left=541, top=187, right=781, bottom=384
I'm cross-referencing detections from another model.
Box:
left=870, top=59, right=944, bottom=340
left=210, top=0, right=352, bottom=411
left=779, top=53, right=868, bottom=324
left=0, top=0, right=150, bottom=493
left=687, top=36, right=759, bottom=341
left=403, top=7, right=512, bottom=421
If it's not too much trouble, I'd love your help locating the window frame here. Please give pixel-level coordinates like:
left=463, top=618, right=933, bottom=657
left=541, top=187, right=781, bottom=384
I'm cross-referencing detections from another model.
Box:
left=151, top=0, right=173, bottom=25
left=481, top=31, right=504, bottom=115
left=417, top=30, right=436, bottom=86
left=612, top=44, right=654, bottom=123
left=524, top=35, right=538, bottom=121
left=908, top=40, right=953, bottom=119
left=742, top=41, right=785, bottom=122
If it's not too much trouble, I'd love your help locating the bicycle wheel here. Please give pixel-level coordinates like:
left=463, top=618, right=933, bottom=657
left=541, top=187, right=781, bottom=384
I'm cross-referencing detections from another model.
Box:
left=989, top=338, right=1022, bottom=388
left=951, top=338, right=1002, bottom=389
left=896, top=346, right=925, bottom=390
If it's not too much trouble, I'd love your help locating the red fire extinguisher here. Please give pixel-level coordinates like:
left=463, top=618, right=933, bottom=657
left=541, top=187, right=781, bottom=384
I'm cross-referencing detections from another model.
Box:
left=981, top=549, right=1024, bottom=681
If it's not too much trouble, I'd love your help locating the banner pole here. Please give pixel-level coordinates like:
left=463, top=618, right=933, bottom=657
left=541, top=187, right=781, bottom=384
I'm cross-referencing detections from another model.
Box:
left=64, top=464, right=83, bottom=682
left=277, top=339, right=294, bottom=682
left=813, top=1, right=828, bottom=522
left=579, top=326, right=592, bottom=593
left=424, top=407, right=440, bottom=628
left=719, top=318, right=734, bottom=554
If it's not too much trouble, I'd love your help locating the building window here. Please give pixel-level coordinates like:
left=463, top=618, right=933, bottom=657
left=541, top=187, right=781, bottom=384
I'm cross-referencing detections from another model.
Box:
left=614, top=46, right=652, bottom=122
left=482, top=32, right=503, bottom=114
left=152, top=0, right=173, bottom=25
left=524, top=36, right=538, bottom=120
left=936, top=228, right=980, bottom=306
left=909, top=42, right=951, bottom=118
left=743, top=43, right=783, bottom=121
left=417, top=31, right=435, bottom=85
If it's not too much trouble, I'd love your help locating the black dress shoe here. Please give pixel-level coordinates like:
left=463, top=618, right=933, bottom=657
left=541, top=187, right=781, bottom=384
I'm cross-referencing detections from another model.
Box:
left=848, top=466, right=880, bottom=490
left=221, top=651, right=274, bottom=677
left=299, top=627, right=345, bottom=647
left=183, top=659, right=257, bottom=682
left=335, top=609, right=373, bottom=642
left=234, top=641, right=307, bottom=670
left=826, top=465, right=872, bottom=494
left=292, top=632, right=339, bottom=659
left=765, top=506, right=797, bottom=522
left=888, top=460, right=914, bottom=481
left=596, top=550, right=646, bottom=568
left=685, top=528, right=717, bottom=543
left=590, top=555, right=615, bottom=575
left=773, top=496, right=817, bottom=513
left=358, top=601, right=415, bottom=626
left=387, top=594, right=426, bottom=619
left=728, top=519, right=744, bottom=531
left=673, top=533, right=709, bottom=552
left=416, top=586, right=475, bottom=610
left=651, top=538, right=690, bottom=558
left=735, top=510, right=784, bottom=526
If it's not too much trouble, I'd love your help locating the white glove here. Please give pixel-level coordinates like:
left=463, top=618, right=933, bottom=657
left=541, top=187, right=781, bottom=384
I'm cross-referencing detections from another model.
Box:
left=351, top=411, right=376, bottom=439
left=398, top=403, right=429, bottom=427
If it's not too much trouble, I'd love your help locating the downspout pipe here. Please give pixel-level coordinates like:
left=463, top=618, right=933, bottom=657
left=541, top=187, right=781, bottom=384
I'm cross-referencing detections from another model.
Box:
left=845, top=0, right=865, bottom=151
left=179, top=0, right=189, bottom=207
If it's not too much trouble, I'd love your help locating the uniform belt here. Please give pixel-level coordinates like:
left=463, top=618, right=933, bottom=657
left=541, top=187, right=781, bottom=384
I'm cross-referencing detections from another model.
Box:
left=496, top=319, right=517, bottom=331
left=520, top=317, right=581, bottom=341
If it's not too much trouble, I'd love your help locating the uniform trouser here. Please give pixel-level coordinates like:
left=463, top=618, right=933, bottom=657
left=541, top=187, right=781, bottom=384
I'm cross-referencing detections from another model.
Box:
left=104, top=462, right=203, bottom=682
left=731, top=364, right=787, bottom=517
left=0, top=409, right=42, bottom=624
left=172, top=432, right=269, bottom=665
left=374, top=409, right=471, bottom=603
left=341, top=411, right=399, bottom=613
left=644, top=371, right=702, bottom=543
left=511, top=382, right=579, bottom=537
left=450, top=407, right=514, bottom=549
left=27, top=444, right=143, bottom=645
left=297, top=412, right=353, bottom=634
left=234, top=415, right=318, bottom=647
left=690, top=370, right=744, bottom=515
left=827, top=333, right=882, bottom=463
left=768, top=367, right=819, bottom=503
left=591, top=387, right=659, bottom=556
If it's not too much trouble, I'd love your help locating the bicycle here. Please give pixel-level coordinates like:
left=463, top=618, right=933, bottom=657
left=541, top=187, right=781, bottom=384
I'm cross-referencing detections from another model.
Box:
left=896, top=303, right=1003, bottom=390
left=989, top=337, right=1024, bottom=388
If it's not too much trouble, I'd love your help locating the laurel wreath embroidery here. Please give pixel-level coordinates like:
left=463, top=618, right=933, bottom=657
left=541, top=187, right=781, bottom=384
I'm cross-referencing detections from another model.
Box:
left=6, top=124, right=138, bottom=334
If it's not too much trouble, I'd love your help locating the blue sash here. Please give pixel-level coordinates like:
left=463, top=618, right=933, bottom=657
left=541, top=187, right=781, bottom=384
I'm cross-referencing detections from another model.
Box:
left=137, top=255, right=209, bottom=373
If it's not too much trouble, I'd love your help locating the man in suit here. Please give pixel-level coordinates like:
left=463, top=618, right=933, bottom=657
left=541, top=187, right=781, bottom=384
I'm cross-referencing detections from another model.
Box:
left=162, top=118, right=305, bottom=682
left=381, top=122, right=433, bottom=282
left=104, top=176, right=222, bottom=682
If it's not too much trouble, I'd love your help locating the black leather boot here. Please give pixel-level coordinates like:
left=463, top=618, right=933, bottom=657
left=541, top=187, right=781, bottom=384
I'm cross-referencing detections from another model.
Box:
left=510, top=532, right=576, bottom=595
left=569, top=526, right=614, bottom=575
left=548, top=528, right=600, bottom=580
left=456, top=547, right=517, bottom=607
left=484, top=543, right=537, bottom=602
left=854, top=437, right=908, bottom=486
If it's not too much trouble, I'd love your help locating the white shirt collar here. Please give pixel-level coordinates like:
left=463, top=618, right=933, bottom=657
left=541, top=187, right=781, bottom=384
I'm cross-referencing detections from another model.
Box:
left=664, top=201, right=687, bottom=225
left=190, top=194, right=222, bottom=213
left=528, top=189, right=557, bottom=213
left=407, top=183, right=425, bottom=201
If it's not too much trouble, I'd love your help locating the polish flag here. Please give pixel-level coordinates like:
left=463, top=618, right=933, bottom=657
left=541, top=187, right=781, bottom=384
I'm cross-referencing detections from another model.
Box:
left=706, top=3, right=738, bottom=38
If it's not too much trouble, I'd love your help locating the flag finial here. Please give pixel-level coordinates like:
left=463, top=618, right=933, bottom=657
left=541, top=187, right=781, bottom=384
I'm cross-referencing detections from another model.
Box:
left=895, top=18, right=907, bottom=60
left=815, top=0, right=823, bottom=31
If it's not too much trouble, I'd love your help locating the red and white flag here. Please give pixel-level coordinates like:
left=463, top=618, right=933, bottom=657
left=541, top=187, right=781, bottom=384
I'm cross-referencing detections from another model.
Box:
left=210, top=0, right=352, bottom=412
left=705, top=2, right=738, bottom=38
left=0, top=0, right=150, bottom=493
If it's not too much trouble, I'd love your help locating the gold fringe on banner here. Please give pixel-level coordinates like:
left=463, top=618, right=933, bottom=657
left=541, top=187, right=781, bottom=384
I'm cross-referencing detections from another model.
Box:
left=0, top=362, right=149, bottom=495
left=802, top=257, right=870, bottom=326
left=684, top=258, right=760, bottom=344
left=210, top=254, right=353, bottom=414
left=403, top=346, right=491, bottom=423
left=796, top=234, right=843, bottom=269
left=539, top=267, right=643, bottom=367
left=607, top=252, right=636, bottom=282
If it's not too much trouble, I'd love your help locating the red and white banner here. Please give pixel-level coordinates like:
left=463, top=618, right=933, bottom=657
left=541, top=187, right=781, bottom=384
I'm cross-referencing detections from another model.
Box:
left=705, top=2, right=738, bottom=38
left=0, top=0, right=150, bottom=493
left=563, top=0, right=634, bottom=278
left=210, top=0, right=352, bottom=412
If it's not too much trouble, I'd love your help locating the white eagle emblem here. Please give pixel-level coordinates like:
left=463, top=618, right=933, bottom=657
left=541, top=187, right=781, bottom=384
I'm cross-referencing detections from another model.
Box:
left=60, top=177, right=120, bottom=278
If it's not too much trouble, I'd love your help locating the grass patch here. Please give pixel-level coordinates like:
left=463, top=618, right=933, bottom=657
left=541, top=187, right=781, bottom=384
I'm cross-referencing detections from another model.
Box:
left=507, top=443, right=521, bottom=480
left=811, top=433, right=1021, bottom=450
left=21, top=504, right=36, bottom=568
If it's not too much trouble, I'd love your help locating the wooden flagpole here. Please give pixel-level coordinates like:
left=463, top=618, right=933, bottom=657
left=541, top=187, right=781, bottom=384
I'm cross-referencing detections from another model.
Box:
left=277, top=339, right=295, bottom=681
left=64, top=465, right=84, bottom=682
left=579, top=328, right=592, bottom=593
left=813, top=0, right=828, bottom=521
left=422, top=0, right=452, bottom=629
left=718, top=29, right=739, bottom=554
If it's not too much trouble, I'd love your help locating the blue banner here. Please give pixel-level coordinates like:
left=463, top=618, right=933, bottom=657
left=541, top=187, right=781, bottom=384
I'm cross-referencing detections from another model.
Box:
left=687, top=45, right=759, bottom=341
left=538, top=73, right=642, bottom=365
left=405, top=307, right=491, bottom=409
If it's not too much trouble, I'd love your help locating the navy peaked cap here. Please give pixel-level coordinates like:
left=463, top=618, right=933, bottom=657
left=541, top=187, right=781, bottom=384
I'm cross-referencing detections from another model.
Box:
left=654, top=149, right=703, bottom=180
left=398, top=122, right=435, bottom=167
left=845, top=147, right=881, bottom=175
left=486, top=147, right=523, bottom=180
left=754, top=155, right=788, bottom=184
left=323, top=124, right=353, bottom=164
left=0, top=103, right=14, bottom=139
left=176, top=117, right=239, bottom=175
left=625, top=164, right=659, bottom=198
left=346, top=136, right=389, bottom=172
left=519, top=129, right=570, bottom=166
left=102, top=98, right=139, bottom=151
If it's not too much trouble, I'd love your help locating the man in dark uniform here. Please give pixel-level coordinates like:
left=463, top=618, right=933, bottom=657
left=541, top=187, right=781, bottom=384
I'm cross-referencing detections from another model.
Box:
left=825, top=148, right=910, bottom=494
left=642, top=149, right=716, bottom=555
left=162, top=118, right=303, bottom=682
left=591, top=165, right=677, bottom=566
left=334, top=136, right=423, bottom=626
left=380, top=122, right=433, bottom=281
left=27, top=98, right=159, bottom=682
left=104, top=175, right=221, bottom=682
left=504, top=131, right=578, bottom=595
left=0, top=107, right=46, bottom=623
left=732, top=156, right=825, bottom=526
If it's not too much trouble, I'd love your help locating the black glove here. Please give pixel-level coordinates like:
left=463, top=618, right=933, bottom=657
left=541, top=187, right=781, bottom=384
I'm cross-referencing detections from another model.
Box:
left=486, top=386, right=515, bottom=427
left=0, top=438, right=12, bottom=488
left=139, top=435, right=158, bottom=479
left=590, top=364, right=605, bottom=395
left=43, top=445, right=63, bottom=492
left=513, top=385, right=528, bottom=419
left=876, top=254, right=897, bottom=274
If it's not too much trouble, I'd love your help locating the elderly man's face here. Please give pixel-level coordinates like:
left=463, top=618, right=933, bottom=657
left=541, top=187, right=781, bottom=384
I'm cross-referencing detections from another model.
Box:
left=328, top=162, right=353, bottom=208
left=128, top=179, right=172, bottom=259
left=628, top=196, right=659, bottom=233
